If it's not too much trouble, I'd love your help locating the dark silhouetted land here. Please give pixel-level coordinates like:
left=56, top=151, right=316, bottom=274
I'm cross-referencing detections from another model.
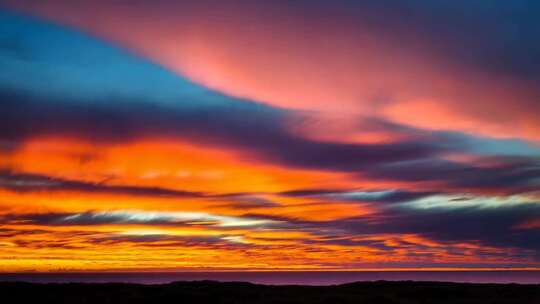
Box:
left=2, top=280, right=540, bottom=303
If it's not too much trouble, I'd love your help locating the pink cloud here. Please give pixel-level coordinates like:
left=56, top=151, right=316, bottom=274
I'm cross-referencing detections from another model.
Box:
left=4, top=0, right=540, bottom=141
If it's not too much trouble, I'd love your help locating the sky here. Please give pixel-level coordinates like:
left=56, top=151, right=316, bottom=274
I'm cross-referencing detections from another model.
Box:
left=0, top=0, right=539, bottom=272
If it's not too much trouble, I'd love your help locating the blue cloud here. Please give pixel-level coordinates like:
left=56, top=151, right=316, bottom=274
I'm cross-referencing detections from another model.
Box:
left=0, top=9, right=234, bottom=109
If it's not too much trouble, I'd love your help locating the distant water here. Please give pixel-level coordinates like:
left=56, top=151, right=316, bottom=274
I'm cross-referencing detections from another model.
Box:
left=0, top=271, right=539, bottom=285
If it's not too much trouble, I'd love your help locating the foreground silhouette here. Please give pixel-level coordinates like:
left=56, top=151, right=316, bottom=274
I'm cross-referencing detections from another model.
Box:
left=2, top=280, right=539, bottom=303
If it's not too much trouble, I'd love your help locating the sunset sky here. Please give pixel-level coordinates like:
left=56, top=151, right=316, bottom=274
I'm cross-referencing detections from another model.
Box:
left=0, top=0, right=539, bottom=272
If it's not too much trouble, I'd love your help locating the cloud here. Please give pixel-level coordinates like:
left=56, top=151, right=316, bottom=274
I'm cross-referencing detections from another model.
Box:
left=315, top=198, right=540, bottom=255
left=87, top=234, right=250, bottom=248
left=209, top=195, right=280, bottom=209
left=0, top=170, right=204, bottom=197
left=279, top=188, right=437, bottom=204
left=4, top=0, right=539, bottom=139
left=366, top=157, right=540, bottom=193
left=1, top=210, right=277, bottom=228
left=1, top=1, right=540, bottom=269
left=0, top=90, right=449, bottom=172
left=243, top=193, right=540, bottom=258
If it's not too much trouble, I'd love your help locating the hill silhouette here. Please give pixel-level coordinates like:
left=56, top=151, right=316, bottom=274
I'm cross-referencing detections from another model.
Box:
left=2, top=280, right=540, bottom=303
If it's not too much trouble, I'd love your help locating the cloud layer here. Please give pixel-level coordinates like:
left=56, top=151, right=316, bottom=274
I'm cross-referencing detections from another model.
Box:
left=0, top=2, right=539, bottom=271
